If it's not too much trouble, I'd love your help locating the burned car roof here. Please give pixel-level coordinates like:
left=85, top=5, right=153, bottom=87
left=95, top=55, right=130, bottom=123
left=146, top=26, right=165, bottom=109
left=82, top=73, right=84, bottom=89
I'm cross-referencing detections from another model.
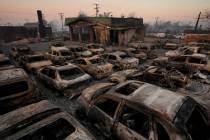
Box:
left=127, top=82, right=188, bottom=122
left=51, top=46, right=70, bottom=51
left=111, top=51, right=127, bottom=56
left=48, top=63, right=81, bottom=71
left=0, top=68, right=28, bottom=82
left=0, top=100, right=95, bottom=140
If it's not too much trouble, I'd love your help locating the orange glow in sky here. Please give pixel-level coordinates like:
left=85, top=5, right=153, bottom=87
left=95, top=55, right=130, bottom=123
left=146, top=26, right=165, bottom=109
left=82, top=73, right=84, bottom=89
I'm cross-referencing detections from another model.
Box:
left=0, top=0, right=209, bottom=25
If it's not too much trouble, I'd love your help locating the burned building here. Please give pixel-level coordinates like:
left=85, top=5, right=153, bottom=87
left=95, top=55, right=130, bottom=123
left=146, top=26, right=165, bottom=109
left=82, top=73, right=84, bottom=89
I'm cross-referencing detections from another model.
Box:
left=65, top=17, right=144, bottom=46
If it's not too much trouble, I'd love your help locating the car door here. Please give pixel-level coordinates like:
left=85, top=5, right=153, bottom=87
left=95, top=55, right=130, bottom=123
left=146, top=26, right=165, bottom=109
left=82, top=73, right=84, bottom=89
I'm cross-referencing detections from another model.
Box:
left=153, top=121, right=171, bottom=140
left=88, top=96, right=122, bottom=137
left=114, top=103, right=154, bottom=140
left=187, top=56, right=205, bottom=69
left=45, top=69, right=57, bottom=87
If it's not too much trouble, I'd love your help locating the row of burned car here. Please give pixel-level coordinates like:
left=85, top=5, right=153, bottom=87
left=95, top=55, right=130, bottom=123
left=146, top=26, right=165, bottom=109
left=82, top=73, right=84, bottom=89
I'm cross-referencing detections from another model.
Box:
left=1, top=41, right=210, bottom=140
left=0, top=50, right=97, bottom=139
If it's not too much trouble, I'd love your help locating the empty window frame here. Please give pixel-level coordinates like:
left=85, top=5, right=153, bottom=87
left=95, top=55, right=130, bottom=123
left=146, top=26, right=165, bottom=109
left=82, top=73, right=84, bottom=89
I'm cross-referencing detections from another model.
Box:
left=95, top=98, right=119, bottom=118
left=18, top=119, right=75, bottom=140
left=156, top=122, right=170, bottom=140
left=116, top=83, right=142, bottom=96
left=119, top=105, right=150, bottom=139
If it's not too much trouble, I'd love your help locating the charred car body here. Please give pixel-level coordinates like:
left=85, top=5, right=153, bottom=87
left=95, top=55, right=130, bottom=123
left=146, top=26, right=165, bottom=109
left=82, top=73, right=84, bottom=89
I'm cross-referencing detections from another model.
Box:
left=69, top=46, right=92, bottom=58
left=0, top=68, right=37, bottom=114
left=46, top=46, right=74, bottom=64
left=0, top=56, right=15, bottom=70
left=37, top=63, right=92, bottom=96
left=77, top=80, right=210, bottom=140
left=86, top=43, right=105, bottom=55
left=102, top=51, right=139, bottom=71
left=9, top=45, right=34, bottom=60
left=19, top=54, right=52, bottom=73
left=73, top=55, right=113, bottom=79
left=0, top=100, right=95, bottom=140
left=109, top=69, right=139, bottom=83
left=130, top=66, right=188, bottom=89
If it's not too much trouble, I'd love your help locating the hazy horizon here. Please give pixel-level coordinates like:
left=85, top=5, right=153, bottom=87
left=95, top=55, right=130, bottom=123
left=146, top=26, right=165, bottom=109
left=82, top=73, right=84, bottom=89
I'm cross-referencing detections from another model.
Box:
left=0, top=0, right=209, bottom=26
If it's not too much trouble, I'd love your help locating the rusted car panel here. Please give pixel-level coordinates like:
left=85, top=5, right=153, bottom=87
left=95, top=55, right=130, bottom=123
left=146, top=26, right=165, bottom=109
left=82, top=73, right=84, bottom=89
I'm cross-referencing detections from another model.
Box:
left=69, top=46, right=93, bottom=57
left=0, top=100, right=95, bottom=140
left=20, top=54, right=52, bottom=73
left=109, top=69, right=138, bottom=83
left=0, top=56, right=15, bottom=70
left=164, top=43, right=179, bottom=50
left=165, top=46, right=201, bottom=58
left=169, top=54, right=210, bottom=73
left=0, top=68, right=36, bottom=114
left=130, top=66, right=188, bottom=89
left=153, top=56, right=169, bottom=66
left=86, top=43, right=105, bottom=55
left=102, top=51, right=139, bottom=71
left=46, top=46, right=74, bottom=64
left=38, top=63, right=92, bottom=94
left=9, top=45, right=33, bottom=60
left=122, top=48, right=147, bottom=61
left=73, top=55, right=113, bottom=79
left=77, top=80, right=210, bottom=140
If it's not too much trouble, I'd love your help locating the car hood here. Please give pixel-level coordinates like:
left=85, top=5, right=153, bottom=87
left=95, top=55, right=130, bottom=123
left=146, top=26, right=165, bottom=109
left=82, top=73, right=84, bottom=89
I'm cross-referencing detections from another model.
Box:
left=94, top=63, right=113, bottom=70
left=59, top=74, right=92, bottom=89
left=80, top=51, right=92, bottom=57
left=27, top=60, right=52, bottom=69
left=122, top=58, right=139, bottom=63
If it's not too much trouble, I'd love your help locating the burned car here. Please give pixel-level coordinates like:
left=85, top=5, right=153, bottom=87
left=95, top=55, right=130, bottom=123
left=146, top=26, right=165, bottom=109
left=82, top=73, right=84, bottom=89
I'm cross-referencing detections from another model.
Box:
left=86, top=43, right=104, bottom=55
left=37, top=64, right=92, bottom=96
left=46, top=46, right=74, bottom=64
left=130, top=66, right=188, bottom=89
left=164, top=43, right=179, bottom=50
left=9, top=45, right=33, bottom=60
left=0, top=100, right=95, bottom=140
left=165, top=46, right=201, bottom=58
left=77, top=80, right=210, bottom=140
left=49, top=41, right=65, bottom=49
left=73, top=55, right=113, bottom=79
left=20, top=54, right=52, bottom=73
left=69, top=46, right=92, bottom=57
left=0, top=56, right=15, bottom=70
left=168, top=54, right=210, bottom=73
left=102, top=51, right=139, bottom=71
left=0, top=68, right=37, bottom=114
left=121, top=47, right=147, bottom=61
left=109, top=69, right=138, bottom=83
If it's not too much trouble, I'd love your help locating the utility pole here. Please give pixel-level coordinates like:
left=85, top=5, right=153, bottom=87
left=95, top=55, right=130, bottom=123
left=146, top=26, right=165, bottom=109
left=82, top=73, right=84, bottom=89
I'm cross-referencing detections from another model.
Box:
left=94, top=3, right=99, bottom=17
left=58, top=12, right=64, bottom=38
left=155, top=17, right=159, bottom=32
left=194, top=12, right=201, bottom=32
